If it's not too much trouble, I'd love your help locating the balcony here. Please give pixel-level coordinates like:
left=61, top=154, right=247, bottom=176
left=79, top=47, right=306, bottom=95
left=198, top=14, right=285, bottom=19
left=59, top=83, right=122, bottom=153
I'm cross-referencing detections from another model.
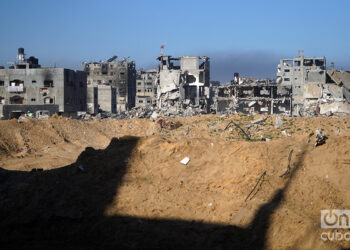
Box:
left=7, top=86, right=24, bottom=93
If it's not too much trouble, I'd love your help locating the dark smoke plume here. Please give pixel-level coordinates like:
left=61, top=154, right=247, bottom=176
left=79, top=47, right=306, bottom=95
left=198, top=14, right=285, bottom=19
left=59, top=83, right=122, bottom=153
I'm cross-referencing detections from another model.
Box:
left=207, top=51, right=284, bottom=83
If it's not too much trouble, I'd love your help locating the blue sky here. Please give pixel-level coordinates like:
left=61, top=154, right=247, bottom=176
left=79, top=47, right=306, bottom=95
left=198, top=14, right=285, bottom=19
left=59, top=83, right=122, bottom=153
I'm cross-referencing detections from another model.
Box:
left=0, top=0, right=349, bottom=81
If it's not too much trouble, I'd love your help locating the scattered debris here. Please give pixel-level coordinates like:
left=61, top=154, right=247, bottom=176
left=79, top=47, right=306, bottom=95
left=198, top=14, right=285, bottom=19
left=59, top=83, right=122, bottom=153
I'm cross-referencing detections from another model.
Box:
left=156, top=119, right=182, bottom=130
left=18, top=145, right=29, bottom=153
left=150, top=111, right=159, bottom=120
left=180, top=157, right=190, bottom=165
left=17, top=115, right=28, bottom=123
left=315, top=129, right=327, bottom=147
left=260, top=135, right=271, bottom=141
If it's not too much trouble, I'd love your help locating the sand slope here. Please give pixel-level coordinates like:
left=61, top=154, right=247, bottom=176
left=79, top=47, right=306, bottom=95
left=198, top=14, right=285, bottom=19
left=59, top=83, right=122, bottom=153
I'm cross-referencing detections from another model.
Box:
left=0, top=115, right=349, bottom=249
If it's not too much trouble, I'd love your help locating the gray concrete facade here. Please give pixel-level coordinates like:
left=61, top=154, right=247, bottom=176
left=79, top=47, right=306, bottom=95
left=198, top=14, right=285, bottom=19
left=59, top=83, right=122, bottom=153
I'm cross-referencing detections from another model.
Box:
left=82, top=57, right=136, bottom=112
left=97, top=85, right=116, bottom=113
left=87, top=86, right=98, bottom=115
left=0, top=67, right=87, bottom=119
left=156, top=55, right=210, bottom=112
left=276, top=53, right=326, bottom=109
left=135, top=69, right=157, bottom=108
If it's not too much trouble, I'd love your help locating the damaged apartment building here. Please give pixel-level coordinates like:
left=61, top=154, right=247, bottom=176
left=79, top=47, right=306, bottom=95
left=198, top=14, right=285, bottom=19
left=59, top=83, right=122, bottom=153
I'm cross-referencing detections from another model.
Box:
left=213, top=52, right=350, bottom=116
left=276, top=51, right=350, bottom=116
left=156, top=55, right=210, bottom=114
left=213, top=73, right=292, bottom=115
left=82, top=56, right=136, bottom=114
left=0, top=48, right=87, bottom=119
left=135, top=69, right=157, bottom=108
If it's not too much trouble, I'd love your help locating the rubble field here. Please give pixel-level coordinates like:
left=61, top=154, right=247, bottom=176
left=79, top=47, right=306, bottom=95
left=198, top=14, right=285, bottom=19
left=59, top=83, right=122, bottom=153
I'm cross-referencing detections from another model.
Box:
left=0, top=115, right=350, bottom=249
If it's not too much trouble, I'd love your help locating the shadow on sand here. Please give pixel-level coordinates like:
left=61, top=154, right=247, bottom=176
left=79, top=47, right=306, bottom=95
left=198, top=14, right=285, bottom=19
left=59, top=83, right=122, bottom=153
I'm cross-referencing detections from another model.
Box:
left=0, top=136, right=307, bottom=249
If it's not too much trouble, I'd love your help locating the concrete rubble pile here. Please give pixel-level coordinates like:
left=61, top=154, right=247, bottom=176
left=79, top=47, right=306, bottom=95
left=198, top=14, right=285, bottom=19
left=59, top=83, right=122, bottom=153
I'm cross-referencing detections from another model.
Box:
left=299, top=82, right=350, bottom=117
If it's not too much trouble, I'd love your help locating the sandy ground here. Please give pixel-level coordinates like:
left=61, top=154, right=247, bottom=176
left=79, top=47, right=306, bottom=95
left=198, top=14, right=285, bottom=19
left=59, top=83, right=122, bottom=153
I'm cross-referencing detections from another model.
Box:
left=0, top=114, right=350, bottom=249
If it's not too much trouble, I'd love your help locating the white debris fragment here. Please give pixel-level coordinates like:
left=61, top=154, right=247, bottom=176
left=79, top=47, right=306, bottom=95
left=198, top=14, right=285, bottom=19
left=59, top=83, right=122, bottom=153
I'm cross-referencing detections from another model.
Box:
left=275, top=116, right=283, bottom=128
left=281, top=130, right=291, bottom=137
left=150, top=111, right=159, bottom=120
left=180, top=157, right=190, bottom=165
left=248, top=101, right=256, bottom=107
left=210, top=142, right=214, bottom=147
left=250, top=116, right=267, bottom=125
left=208, top=202, right=213, bottom=207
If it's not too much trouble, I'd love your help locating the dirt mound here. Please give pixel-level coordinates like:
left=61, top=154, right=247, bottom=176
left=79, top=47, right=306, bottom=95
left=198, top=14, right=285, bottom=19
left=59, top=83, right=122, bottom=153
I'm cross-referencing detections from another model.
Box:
left=0, top=115, right=350, bottom=249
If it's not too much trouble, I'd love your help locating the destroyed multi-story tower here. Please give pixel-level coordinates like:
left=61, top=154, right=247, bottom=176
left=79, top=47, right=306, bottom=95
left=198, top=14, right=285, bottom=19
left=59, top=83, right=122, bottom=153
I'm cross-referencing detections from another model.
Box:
left=135, top=69, right=157, bottom=107
left=276, top=52, right=350, bottom=116
left=82, top=56, right=136, bottom=112
left=0, top=48, right=87, bottom=119
left=156, top=55, right=210, bottom=112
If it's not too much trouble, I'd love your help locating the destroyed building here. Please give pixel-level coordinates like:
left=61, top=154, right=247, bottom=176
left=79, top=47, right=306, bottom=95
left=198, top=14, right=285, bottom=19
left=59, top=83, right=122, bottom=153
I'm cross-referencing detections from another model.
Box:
left=276, top=52, right=350, bottom=116
left=213, top=52, right=350, bottom=117
left=0, top=48, right=87, bottom=119
left=155, top=55, right=210, bottom=113
left=135, top=69, right=157, bottom=108
left=82, top=56, right=136, bottom=113
left=213, top=76, right=292, bottom=115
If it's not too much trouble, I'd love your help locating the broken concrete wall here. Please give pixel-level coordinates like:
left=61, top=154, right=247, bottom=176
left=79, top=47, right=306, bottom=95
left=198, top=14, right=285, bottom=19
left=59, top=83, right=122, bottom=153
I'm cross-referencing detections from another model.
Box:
left=319, top=102, right=350, bottom=116
left=303, top=83, right=322, bottom=99
left=97, top=85, right=116, bottom=113
left=87, top=86, right=98, bottom=115
left=299, top=83, right=348, bottom=117
left=213, top=83, right=292, bottom=115
left=156, top=55, right=210, bottom=113
left=327, top=70, right=350, bottom=103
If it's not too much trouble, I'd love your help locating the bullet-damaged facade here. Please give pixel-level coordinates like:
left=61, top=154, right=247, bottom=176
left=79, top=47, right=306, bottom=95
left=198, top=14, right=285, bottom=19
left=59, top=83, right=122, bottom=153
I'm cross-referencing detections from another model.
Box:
left=135, top=69, right=157, bottom=108
left=82, top=57, right=136, bottom=112
left=0, top=48, right=87, bottom=119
